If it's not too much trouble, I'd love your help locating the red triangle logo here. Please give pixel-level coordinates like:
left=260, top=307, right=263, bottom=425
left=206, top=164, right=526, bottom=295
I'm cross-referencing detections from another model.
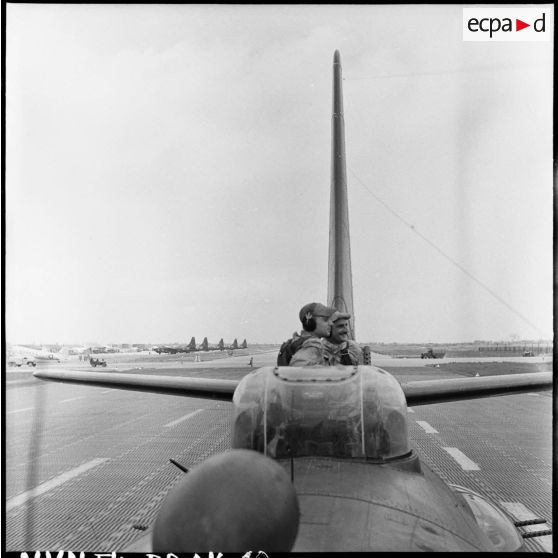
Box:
left=516, top=19, right=530, bottom=31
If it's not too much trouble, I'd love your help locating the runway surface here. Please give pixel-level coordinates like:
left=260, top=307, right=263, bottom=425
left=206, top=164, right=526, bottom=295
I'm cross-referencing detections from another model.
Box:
left=5, top=351, right=552, bottom=552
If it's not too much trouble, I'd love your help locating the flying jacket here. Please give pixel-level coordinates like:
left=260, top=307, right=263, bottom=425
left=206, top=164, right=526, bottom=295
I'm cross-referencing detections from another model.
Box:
left=289, top=337, right=362, bottom=366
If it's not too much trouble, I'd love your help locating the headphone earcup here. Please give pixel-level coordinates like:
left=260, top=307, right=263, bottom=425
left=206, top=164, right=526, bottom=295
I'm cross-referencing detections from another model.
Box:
left=304, top=317, right=317, bottom=332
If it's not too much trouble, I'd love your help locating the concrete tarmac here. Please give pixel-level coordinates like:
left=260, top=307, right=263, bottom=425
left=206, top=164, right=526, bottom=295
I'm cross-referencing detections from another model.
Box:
left=5, top=355, right=552, bottom=552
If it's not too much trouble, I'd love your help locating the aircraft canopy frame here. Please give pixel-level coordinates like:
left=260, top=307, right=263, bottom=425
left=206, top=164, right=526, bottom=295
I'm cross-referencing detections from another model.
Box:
left=232, top=365, right=410, bottom=460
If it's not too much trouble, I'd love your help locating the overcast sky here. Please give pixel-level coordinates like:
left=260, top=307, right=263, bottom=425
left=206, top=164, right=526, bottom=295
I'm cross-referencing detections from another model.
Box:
left=5, top=4, right=553, bottom=345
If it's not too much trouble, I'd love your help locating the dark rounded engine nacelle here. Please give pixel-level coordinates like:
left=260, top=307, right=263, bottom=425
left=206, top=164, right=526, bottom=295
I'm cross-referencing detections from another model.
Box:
left=152, top=449, right=299, bottom=552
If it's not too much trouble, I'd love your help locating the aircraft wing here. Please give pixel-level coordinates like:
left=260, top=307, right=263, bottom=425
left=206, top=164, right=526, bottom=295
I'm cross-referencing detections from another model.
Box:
left=34, top=368, right=551, bottom=405
left=401, top=371, right=552, bottom=406
left=33, top=369, right=238, bottom=401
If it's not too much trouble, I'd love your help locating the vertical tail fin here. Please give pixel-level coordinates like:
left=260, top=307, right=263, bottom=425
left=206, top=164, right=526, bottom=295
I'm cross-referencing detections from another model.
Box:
left=188, top=337, right=196, bottom=351
left=328, top=50, right=355, bottom=339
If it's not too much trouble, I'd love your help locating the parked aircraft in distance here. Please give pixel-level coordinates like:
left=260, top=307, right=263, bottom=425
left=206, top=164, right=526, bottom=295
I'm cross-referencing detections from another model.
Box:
left=152, top=338, right=244, bottom=353
left=34, top=51, right=552, bottom=552
left=153, top=337, right=197, bottom=354
left=199, top=337, right=227, bottom=351
left=228, top=338, right=248, bottom=350
left=199, top=338, right=247, bottom=351
left=152, top=346, right=179, bottom=355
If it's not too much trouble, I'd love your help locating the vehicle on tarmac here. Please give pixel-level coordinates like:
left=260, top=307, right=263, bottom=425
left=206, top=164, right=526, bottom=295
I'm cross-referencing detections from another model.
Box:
left=7, top=355, right=37, bottom=367
left=8, top=344, right=64, bottom=363
left=421, top=348, right=446, bottom=359
left=89, top=358, right=107, bottom=368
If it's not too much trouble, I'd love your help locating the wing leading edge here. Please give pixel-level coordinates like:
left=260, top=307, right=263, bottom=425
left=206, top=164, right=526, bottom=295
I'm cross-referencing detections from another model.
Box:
left=33, top=369, right=238, bottom=401
left=33, top=368, right=551, bottom=406
left=401, top=370, right=552, bottom=406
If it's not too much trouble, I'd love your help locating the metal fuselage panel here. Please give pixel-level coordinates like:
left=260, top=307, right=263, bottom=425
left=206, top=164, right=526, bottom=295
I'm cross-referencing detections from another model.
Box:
left=285, top=456, right=496, bottom=552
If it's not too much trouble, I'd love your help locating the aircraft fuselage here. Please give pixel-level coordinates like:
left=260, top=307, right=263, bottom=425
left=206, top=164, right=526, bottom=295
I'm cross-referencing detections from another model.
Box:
left=286, top=454, right=521, bottom=551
